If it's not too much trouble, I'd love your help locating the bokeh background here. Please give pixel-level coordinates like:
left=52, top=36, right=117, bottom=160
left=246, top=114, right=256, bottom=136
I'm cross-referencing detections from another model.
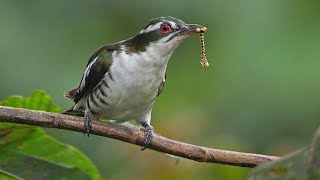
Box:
left=1, top=0, right=319, bottom=179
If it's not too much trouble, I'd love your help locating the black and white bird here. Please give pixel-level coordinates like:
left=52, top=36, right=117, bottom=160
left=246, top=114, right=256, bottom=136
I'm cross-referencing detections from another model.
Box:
left=64, top=16, right=205, bottom=149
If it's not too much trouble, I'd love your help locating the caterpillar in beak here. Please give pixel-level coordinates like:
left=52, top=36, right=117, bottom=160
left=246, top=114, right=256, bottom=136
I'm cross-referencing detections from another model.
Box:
left=196, top=27, right=209, bottom=68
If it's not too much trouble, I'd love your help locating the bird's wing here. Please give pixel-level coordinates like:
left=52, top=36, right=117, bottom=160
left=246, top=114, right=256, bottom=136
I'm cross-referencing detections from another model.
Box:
left=156, top=74, right=166, bottom=97
left=65, top=45, right=118, bottom=103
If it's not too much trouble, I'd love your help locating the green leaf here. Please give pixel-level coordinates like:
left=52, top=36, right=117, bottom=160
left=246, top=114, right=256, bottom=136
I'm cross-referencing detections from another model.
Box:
left=0, top=90, right=101, bottom=180
left=0, top=90, right=61, bottom=112
left=248, top=127, right=320, bottom=180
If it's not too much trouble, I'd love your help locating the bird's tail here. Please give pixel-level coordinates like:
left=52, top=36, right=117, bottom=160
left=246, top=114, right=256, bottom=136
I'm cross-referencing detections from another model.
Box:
left=62, top=106, right=85, bottom=117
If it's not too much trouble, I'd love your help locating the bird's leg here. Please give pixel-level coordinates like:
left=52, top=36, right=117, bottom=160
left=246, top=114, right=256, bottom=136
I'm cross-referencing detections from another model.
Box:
left=140, top=121, right=154, bottom=151
left=84, top=110, right=96, bottom=137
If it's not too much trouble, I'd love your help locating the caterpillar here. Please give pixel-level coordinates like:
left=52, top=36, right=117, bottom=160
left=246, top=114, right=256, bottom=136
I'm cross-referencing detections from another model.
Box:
left=196, top=27, right=209, bottom=68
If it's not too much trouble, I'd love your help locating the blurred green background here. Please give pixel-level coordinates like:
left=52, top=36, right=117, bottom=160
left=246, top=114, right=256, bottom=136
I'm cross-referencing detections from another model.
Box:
left=0, top=0, right=319, bottom=179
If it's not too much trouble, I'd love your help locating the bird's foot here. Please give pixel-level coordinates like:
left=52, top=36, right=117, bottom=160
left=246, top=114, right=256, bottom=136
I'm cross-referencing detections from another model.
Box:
left=140, top=122, right=154, bottom=151
left=84, top=111, right=96, bottom=137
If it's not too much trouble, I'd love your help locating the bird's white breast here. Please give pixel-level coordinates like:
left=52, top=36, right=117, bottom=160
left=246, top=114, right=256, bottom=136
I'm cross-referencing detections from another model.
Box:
left=93, top=44, right=171, bottom=121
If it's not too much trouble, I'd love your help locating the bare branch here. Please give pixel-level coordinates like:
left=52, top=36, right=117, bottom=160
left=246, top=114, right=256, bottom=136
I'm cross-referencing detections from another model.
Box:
left=0, top=106, right=279, bottom=167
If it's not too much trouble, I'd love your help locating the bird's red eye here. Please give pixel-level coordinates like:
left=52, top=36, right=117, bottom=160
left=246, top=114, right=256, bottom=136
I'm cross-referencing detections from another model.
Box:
left=160, top=23, right=172, bottom=34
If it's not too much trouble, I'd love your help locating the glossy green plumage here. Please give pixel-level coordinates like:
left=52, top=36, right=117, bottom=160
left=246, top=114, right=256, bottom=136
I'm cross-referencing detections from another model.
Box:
left=125, top=16, right=186, bottom=52
left=72, top=46, right=116, bottom=103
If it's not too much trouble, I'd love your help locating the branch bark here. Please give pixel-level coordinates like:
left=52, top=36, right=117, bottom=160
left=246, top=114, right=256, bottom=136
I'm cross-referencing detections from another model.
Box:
left=0, top=106, right=279, bottom=167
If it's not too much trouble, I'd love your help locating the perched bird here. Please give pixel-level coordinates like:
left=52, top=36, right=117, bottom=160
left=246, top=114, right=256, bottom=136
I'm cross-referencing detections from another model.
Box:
left=64, top=16, right=205, bottom=149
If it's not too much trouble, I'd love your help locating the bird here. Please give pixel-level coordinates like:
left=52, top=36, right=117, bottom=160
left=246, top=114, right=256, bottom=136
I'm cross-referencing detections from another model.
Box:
left=64, top=16, right=205, bottom=150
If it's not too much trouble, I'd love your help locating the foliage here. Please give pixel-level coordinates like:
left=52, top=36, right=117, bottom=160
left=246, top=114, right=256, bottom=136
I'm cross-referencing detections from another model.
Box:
left=0, top=91, right=100, bottom=180
left=248, top=127, right=320, bottom=179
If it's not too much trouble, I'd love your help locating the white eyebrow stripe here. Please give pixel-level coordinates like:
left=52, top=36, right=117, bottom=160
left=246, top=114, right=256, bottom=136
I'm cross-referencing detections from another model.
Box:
left=169, top=21, right=177, bottom=29
left=139, top=22, right=162, bottom=34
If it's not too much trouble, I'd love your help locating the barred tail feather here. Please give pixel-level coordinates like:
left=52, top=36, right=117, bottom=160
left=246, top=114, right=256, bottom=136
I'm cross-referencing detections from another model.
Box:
left=64, top=87, right=78, bottom=99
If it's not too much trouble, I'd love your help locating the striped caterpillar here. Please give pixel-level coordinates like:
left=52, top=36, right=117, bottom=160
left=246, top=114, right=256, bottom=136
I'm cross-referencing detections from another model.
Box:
left=196, top=27, right=209, bottom=68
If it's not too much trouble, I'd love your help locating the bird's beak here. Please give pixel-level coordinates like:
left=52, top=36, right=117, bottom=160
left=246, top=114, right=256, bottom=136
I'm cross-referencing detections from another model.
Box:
left=179, top=24, right=205, bottom=36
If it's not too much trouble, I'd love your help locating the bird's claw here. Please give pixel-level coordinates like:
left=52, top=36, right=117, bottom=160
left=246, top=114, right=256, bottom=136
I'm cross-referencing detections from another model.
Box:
left=141, top=125, right=154, bottom=151
left=84, top=111, right=95, bottom=137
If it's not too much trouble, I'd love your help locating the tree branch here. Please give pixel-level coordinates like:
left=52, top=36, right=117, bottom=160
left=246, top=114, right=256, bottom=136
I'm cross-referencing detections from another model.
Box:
left=0, top=106, right=279, bottom=167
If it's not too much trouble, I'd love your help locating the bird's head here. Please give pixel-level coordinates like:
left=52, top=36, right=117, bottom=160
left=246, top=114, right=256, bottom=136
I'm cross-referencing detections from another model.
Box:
left=124, top=16, right=205, bottom=55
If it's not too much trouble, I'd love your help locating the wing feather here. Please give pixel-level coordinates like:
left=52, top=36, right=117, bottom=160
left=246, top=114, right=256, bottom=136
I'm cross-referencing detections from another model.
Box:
left=156, top=74, right=166, bottom=97
left=65, top=45, right=118, bottom=103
